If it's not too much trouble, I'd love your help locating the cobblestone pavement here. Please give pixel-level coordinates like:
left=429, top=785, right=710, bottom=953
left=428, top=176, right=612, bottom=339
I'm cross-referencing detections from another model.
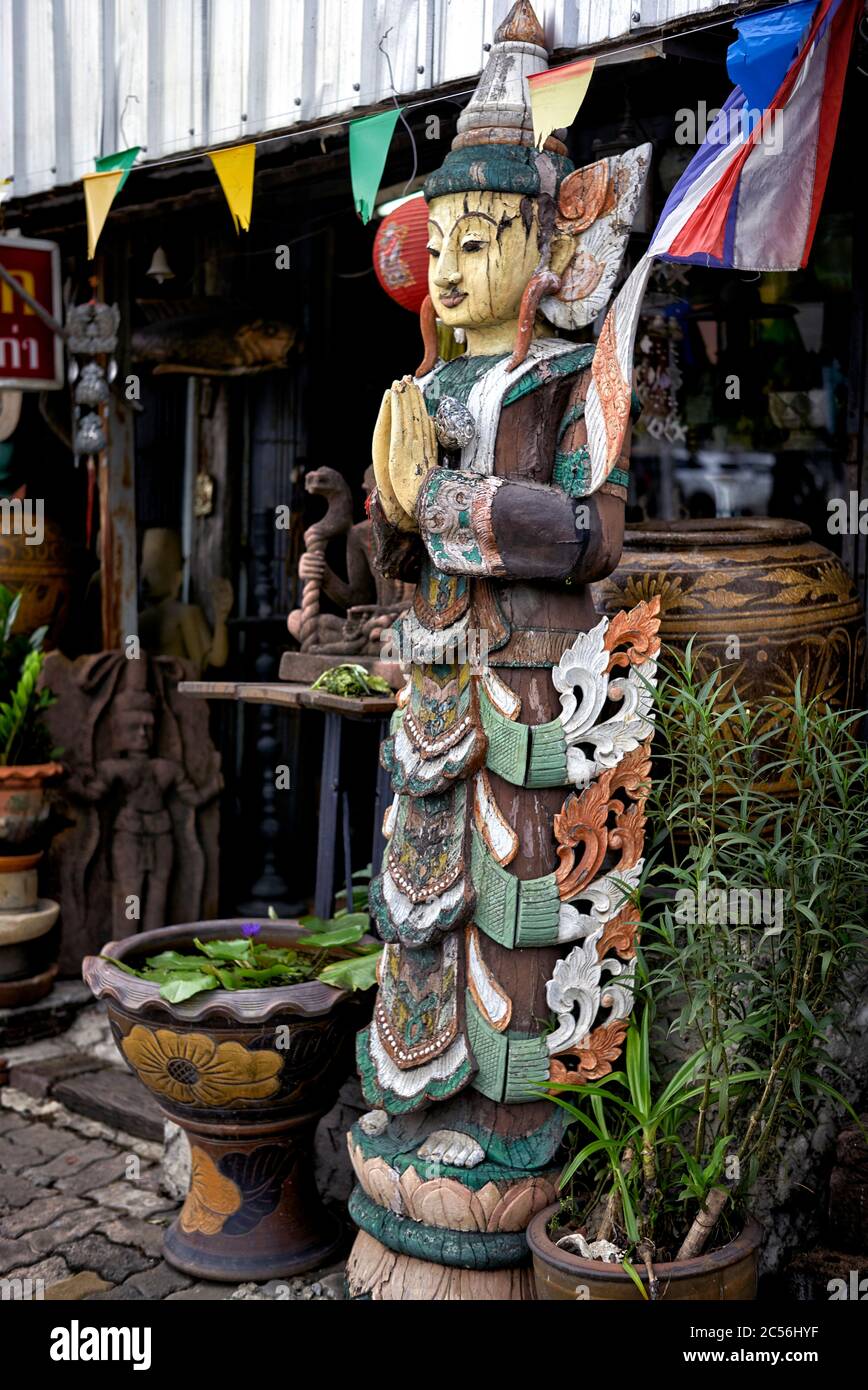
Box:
left=0, top=1086, right=346, bottom=1302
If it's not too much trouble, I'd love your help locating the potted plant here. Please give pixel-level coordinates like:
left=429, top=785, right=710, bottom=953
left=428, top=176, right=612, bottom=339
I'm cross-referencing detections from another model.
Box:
left=0, top=583, right=64, bottom=1005
left=528, top=647, right=868, bottom=1300
left=0, top=583, right=63, bottom=846
left=83, top=911, right=381, bottom=1282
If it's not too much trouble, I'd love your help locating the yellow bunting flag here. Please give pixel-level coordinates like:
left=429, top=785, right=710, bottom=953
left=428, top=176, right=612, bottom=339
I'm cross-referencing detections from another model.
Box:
left=527, top=57, right=595, bottom=150
left=83, top=169, right=125, bottom=260
left=209, top=144, right=256, bottom=233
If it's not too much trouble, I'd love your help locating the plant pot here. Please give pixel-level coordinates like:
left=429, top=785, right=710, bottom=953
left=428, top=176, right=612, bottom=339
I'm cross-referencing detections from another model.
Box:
left=0, top=763, right=64, bottom=849
left=527, top=1203, right=763, bottom=1301
left=0, top=849, right=59, bottom=1004
left=0, top=962, right=58, bottom=1008
left=83, top=918, right=367, bottom=1283
left=0, top=897, right=60, bottom=984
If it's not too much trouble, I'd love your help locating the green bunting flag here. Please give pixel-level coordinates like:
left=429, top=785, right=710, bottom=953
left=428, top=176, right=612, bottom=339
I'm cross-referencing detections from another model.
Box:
left=349, top=108, right=402, bottom=225
left=95, top=146, right=141, bottom=193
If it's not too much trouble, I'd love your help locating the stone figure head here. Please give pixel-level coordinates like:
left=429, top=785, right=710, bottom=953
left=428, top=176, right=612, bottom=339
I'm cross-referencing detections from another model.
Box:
left=111, top=690, right=157, bottom=755
left=111, top=659, right=158, bottom=755
left=416, top=1, right=650, bottom=373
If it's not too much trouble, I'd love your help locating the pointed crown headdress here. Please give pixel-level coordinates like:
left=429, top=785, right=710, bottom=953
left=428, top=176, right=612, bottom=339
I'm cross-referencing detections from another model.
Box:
left=417, top=1, right=650, bottom=373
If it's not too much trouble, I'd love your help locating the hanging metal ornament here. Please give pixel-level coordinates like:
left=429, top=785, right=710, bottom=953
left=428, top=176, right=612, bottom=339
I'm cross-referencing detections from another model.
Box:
left=74, top=361, right=111, bottom=407
left=74, top=410, right=107, bottom=455
left=66, top=300, right=120, bottom=356
left=66, top=297, right=120, bottom=463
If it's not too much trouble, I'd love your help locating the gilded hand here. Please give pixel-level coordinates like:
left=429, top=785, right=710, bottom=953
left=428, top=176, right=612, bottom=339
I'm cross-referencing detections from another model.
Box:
left=373, top=388, right=415, bottom=530
left=388, top=377, right=439, bottom=518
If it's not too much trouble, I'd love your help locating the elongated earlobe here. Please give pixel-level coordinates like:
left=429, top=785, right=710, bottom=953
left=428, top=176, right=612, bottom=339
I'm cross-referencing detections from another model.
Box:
left=416, top=296, right=439, bottom=377
left=506, top=269, right=562, bottom=372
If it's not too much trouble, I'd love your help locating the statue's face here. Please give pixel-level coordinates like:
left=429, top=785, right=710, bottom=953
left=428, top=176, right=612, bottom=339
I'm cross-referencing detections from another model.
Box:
left=115, top=709, right=155, bottom=754
left=426, top=191, right=542, bottom=333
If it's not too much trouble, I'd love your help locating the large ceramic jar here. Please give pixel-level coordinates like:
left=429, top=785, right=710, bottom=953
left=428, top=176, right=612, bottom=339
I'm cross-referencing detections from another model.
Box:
left=593, top=518, right=866, bottom=712
left=0, top=519, right=77, bottom=648
left=83, top=919, right=367, bottom=1283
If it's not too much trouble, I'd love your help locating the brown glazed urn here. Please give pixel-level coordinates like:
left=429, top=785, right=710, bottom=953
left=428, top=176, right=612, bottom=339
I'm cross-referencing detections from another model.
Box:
left=527, top=1204, right=763, bottom=1300
left=593, top=518, right=866, bottom=712
left=83, top=919, right=366, bottom=1282
left=0, top=518, right=77, bottom=649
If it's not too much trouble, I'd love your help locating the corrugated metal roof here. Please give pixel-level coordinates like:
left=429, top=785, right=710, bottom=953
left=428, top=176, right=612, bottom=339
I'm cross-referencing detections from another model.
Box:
left=1, top=0, right=740, bottom=200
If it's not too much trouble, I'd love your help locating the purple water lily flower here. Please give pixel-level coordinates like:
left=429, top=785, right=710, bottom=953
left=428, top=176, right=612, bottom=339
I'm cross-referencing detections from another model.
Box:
left=241, top=922, right=262, bottom=938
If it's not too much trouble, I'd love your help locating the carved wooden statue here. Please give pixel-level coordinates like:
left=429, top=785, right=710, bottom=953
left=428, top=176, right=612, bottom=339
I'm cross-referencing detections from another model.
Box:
left=287, top=466, right=414, bottom=655
left=139, top=528, right=233, bottom=676
left=346, top=1, right=659, bottom=1300
left=41, top=652, right=221, bottom=974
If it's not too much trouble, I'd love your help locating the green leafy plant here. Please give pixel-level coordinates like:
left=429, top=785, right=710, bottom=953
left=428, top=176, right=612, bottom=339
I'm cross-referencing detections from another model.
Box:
left=0, top=584, right=59, bottom=766
left=546, top=643, right=868, bottom=1267
left=310, top=663, right=391, bottom=698
left=105, top=914, right=382, bottom=1001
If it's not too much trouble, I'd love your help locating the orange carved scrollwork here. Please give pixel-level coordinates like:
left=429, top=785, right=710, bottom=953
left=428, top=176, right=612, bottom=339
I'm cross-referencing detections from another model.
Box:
left=549, top=1018, right=630, bottom=1085
left=554, top=740, right=652, bottom=900
left=604, top=595, right=662, bottom=673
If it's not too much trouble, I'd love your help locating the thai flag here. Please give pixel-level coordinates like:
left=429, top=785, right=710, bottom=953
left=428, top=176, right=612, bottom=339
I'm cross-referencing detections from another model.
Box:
left=584, top=0, right=861, bottom=489
left=651, top=0, right=861, bottom=272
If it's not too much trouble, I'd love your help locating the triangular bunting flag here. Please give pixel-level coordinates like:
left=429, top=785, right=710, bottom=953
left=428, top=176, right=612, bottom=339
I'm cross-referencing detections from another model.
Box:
left=527, top=57, right=595, bottom=149
left=349, top=108, right=402, bottom=225
left=209, top=145, right=256, bottom=233
left=83, top=169, right=125, bottom=260
left=95, top=146, right=141, bottom=194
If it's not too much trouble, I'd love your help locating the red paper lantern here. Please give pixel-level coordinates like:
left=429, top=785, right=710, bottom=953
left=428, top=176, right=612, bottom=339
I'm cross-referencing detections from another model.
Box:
left=373, top=194, right=429, bottom=314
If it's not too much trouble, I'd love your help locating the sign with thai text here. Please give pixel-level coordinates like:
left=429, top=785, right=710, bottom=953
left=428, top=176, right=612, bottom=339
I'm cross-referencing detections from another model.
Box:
left=0, top=235, right=63, bottom=389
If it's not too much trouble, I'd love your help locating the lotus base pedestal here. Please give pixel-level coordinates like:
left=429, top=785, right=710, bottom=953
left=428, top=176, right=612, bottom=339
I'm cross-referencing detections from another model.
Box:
left=346, top=1230, right=536, bottom=1300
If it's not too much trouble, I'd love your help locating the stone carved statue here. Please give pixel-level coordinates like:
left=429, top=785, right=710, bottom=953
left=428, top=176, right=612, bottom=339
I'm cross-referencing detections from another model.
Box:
left=139, top=528, right=233, bottom=675
left=346, top=1, right=660, bottom=1300
left=41, top=652, right=221, bottom=973
left=287, top=466, right=414, bottom=655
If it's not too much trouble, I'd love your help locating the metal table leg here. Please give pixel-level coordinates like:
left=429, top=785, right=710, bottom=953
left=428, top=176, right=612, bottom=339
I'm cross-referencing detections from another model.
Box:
left=314, top=712, right=342, bottom=919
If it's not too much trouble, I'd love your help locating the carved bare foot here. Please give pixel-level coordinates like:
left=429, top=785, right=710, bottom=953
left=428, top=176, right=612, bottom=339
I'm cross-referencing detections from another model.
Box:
left=416, top=1129, right=484, bottom=1168
left=359, top=1109, right=389, bottom=1137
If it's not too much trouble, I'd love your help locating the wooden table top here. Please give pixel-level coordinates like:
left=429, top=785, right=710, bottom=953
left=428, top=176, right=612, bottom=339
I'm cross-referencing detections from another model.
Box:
left=179, top=680, right=396, bottom=719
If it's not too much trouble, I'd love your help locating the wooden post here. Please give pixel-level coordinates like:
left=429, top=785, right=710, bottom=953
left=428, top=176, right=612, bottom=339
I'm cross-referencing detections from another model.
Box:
left=99, top=394, right=138, bottom=649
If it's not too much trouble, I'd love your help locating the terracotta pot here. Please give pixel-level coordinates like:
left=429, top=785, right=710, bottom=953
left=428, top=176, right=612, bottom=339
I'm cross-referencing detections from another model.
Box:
left=0, top=518, right=77, bottom=648
left=527, top=1203, right=763, bottom=1301
left=0, top=963, right=58, bottom=1008
left=83, top=919, right=367, bottom=1283
left=0, top=763, right=64, bottom=848
left=0, top=848, right=58, bottom=999
left=594, top=518, right=866, bottom=712
left=0, top=897, right=60, bottom=984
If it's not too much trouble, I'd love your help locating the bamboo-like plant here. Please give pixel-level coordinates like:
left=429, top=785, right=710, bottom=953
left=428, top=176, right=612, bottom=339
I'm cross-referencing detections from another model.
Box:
left=548, top=642, right=868, bottom=1265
